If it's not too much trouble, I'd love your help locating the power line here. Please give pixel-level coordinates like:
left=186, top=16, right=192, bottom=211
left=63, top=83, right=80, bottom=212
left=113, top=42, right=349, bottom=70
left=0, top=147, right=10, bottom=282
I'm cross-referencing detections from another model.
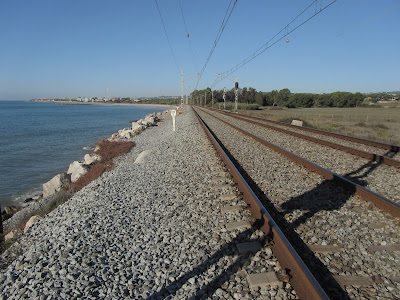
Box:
left=214, top=0, right=337, bottom=86
left=178, top=0, right=198, bottom=70
left=196, top=0, right=239, bottom=89
left=154, top=0, right=180, bottom=74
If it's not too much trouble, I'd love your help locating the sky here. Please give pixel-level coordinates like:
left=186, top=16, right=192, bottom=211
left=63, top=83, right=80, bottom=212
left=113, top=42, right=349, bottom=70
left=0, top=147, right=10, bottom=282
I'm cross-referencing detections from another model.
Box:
left=0, top=0, right=399, bottom=100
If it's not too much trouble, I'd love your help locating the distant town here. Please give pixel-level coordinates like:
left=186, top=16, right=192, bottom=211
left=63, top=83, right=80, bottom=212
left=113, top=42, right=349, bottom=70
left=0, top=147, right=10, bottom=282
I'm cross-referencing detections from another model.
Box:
left=30, top=96, right=179, bottom=103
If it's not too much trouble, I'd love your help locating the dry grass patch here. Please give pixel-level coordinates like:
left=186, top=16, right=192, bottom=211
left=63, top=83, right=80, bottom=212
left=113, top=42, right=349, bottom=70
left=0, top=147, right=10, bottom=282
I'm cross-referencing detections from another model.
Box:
left=69, top=140, right=135, bottom=192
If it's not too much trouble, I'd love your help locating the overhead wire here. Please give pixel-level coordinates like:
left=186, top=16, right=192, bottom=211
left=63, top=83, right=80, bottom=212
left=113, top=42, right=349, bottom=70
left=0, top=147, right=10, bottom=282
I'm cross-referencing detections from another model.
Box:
left=214, top=0, right=337, bottom=86
left=154, top=0, right=180, bottom=74
left=195, top=0, right=239, bottom=89
left=281, top=3, right=400, bottom=63
left=178, top=0, right=198, bottom=70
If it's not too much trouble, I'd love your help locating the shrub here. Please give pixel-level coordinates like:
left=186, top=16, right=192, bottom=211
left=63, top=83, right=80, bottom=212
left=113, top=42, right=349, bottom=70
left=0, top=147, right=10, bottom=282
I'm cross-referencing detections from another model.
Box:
left=94, top=140, right=135, bottom=161
left=221, top=102, right=259, bottom=110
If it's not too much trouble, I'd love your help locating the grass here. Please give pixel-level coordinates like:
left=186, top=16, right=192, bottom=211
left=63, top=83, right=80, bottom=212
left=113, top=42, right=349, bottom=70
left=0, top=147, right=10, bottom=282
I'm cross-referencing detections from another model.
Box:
left=240, top=106, right=400, bottom=145
left=211, top=102, right=260, bottom=110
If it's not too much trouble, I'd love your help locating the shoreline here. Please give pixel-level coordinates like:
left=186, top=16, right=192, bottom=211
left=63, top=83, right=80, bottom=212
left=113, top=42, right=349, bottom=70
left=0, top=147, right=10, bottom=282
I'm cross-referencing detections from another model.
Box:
left=31, top=100, right=175, bottom=109
left=1, top=108, right=173, bottom=230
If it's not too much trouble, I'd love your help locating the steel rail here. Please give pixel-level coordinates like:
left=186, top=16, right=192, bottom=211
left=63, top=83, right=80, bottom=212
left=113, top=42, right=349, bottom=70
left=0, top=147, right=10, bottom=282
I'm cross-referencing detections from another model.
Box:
left=193, top=107, right=330, bottom=300
left=229, top=111, right=400, bottom=153
left=197, top=107, right=400, bottom=218
left=214, top=109, right=400, bottom=168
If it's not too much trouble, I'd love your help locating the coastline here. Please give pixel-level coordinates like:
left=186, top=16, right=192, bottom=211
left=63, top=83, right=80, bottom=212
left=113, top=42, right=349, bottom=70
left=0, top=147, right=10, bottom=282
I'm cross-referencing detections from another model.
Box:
left=1, top=107, right=173, bottom=231
left=0, top=110, right=173, bottom=236
left=31, top=100, right=175, bottom=109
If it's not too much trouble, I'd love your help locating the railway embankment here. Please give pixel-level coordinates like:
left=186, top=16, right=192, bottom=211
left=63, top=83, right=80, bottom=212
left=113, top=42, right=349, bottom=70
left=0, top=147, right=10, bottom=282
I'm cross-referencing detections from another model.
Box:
left=0, top=107, right=292, bottom=299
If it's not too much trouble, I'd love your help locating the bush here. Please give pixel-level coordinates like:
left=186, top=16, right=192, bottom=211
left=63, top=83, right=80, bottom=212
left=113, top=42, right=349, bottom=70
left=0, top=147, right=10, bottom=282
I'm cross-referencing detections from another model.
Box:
left=94, top=140, right=135, bottom=161
left=222, top=102, right=259, bottom=110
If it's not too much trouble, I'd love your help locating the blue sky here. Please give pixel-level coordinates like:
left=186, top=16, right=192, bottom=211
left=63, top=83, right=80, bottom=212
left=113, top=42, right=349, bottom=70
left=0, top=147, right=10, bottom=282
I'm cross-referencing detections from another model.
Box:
left=0, top=0, right=399, bottom=100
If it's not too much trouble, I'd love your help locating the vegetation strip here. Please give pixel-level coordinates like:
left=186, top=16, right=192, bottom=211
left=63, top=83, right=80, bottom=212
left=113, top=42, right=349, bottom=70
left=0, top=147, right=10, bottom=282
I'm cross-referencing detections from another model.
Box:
left=216, top=109, right=400, bottom=168
left=235, top=111, right=400, bottom=152
left=193, top=107, right=330, bottom=300
left=197, top=107, right=400, bottom=218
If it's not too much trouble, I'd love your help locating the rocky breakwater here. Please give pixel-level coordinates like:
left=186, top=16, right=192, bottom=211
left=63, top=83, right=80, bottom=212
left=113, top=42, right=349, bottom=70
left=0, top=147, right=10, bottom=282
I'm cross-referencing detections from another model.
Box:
left=1, top=111, right=169, bottom=245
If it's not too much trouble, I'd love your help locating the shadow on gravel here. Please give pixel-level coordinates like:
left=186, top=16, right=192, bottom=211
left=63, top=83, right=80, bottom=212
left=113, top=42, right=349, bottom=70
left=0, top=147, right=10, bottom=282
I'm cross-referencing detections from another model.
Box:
left=282, top=155, right=385, bottom=230
left=147, top=226, right=267, bottom=299
left=203, top=127, right=351, bottom=299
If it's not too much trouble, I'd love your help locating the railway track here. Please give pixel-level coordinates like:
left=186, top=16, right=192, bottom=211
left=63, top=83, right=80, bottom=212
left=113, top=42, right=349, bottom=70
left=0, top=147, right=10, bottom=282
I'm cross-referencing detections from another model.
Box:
left=203, top=107, right=400, bottom=207
left=193, top=106, right=400, bottom=299
left=235, top=110, right=400, bottom=156
left=215, top=109, right=400, bottom=168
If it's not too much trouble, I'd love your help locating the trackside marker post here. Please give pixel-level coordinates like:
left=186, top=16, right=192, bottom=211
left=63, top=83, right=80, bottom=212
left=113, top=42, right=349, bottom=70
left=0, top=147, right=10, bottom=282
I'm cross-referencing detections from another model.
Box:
left=171, top=110, right=176, bottom=131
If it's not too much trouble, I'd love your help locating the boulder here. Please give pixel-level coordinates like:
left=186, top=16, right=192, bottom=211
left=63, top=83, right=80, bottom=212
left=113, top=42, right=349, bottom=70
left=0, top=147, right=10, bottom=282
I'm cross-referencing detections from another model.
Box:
left=84, top=153, right=102, bottom=165
left=131, top=122, right=145, bottom=133
left=134, top=150, right=152, bottom=164
left=5, top=230, right=15, bottom=241
left=291, top=119, right=304, bottom=126
left=24, top=215, right=41, bottom=233
left=145, top=116, right=155, bottom=125
left=141, top=120, right=151, bottom=128
left=4, top=205, right=23, bottom=215
left=67, top=161, right=88, bottom=182
left=118, top=128, right=134, bottom=139
left=43, top=173, right=71, bottom=198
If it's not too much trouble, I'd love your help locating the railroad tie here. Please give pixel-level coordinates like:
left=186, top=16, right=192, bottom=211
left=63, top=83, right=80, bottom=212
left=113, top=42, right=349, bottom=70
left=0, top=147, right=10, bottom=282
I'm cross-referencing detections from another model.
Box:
left=225, top=220, right=251, bottom=231
left=367, top=244, right=400, bottom=253
left=333, top=276, right=373, bottom=288
left=247, top=272, right=283, bottom=289
left=236, top=241, right=262, bottom=255
left=219, top=193, right=238, bottom=202
left=308, top=244, right=342, bottom=253
left=221, top=205, right=242, bottom=214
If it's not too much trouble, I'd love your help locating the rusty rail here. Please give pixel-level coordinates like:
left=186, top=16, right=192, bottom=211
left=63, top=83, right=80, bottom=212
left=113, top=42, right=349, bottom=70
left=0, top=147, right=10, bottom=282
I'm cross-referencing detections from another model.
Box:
left=230, top=111, right=400, bottom=153
left=198, top=107, right=400, bottom=218
left=193, top=107, right=330, bottom=300
left=215, top=110, right=400, bottom=168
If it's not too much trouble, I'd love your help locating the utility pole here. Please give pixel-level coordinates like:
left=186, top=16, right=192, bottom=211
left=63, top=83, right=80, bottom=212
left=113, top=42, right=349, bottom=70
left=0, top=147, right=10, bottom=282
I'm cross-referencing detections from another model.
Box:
left=180, top=70, right=199, bottom=106
left=180, top=69, right=184, bottom=106
left=217, top=74, right=238, bottom=111
left=212, top=90, right=214, bottom=108
left=223, top=87, right=226, bottom=109
left=185, top=87, right=188, bottom=105
left=204, top=91, right=206, bottom=107
left=235, top=75, right=239, bottom=113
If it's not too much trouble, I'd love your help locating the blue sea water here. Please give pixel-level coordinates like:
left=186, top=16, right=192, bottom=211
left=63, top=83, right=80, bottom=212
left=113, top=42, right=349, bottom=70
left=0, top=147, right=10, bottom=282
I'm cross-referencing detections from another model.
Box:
left=0, top=101, right=166, bottom=207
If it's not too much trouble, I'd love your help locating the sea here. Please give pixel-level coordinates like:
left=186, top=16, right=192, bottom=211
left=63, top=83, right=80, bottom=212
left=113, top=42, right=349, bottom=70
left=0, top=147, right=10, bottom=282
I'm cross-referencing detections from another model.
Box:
left=0, top=100, right=166, bottom=207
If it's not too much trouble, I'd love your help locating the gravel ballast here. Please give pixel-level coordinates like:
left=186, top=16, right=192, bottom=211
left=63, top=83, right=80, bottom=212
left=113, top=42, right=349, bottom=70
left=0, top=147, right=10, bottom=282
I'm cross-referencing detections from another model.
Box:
left=197, top=108, right=400, bottom=300
left=0, top=108, right=295, bottom=299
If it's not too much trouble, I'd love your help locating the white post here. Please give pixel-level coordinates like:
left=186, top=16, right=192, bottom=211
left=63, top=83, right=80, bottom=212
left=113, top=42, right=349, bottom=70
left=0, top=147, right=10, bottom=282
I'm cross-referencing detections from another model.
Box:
left=171, top=110, right=177, bottom=131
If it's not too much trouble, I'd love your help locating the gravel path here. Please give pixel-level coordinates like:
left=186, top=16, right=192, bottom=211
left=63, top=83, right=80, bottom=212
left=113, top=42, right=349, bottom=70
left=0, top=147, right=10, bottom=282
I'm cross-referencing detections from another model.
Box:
left=209, top=110, right=400, bottom=204
left=0, top=108, right=295, bottom=299
left=197, top=108, right=400, bottom=300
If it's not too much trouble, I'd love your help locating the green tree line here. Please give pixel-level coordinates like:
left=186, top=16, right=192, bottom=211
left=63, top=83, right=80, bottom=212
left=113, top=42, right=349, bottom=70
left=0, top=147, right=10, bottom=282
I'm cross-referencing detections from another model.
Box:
left=190, top=87, right=366, bottom=108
